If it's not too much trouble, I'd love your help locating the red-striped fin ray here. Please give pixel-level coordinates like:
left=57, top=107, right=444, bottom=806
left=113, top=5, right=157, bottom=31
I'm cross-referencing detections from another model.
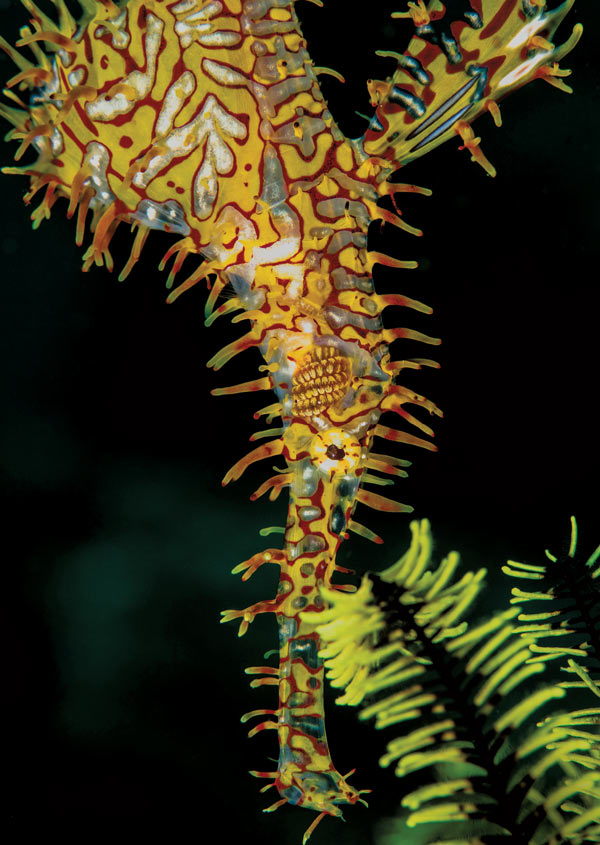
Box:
left=356, top=489, right=413, bottom=514
left=375, top=424, right=437, bottom=452
left=211, top=377, right=272, bottom=397
left=222, top=439, right=284, bottom=485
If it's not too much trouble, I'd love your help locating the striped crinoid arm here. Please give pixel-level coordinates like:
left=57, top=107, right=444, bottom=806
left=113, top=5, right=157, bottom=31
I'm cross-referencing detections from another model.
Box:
left=305, top=519, right=600, bottom=844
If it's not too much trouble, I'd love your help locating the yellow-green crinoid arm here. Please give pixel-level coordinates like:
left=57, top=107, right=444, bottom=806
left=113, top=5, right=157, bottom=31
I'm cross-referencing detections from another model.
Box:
left=305, top=519, right=600, bottom=844
left=503, top=516, right=600, bottom=697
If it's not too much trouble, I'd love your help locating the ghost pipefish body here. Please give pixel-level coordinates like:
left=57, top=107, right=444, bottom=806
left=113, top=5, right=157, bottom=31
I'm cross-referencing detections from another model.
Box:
left=0, top=0, right=582, bottom=840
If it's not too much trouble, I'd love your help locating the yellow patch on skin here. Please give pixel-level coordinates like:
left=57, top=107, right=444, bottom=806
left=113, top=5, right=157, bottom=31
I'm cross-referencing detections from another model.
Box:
left=221, top=0, right=242, bottom=13
left=335, top=142, right=354, bottom=172
left=315, top=173, right=338, bottom=197
left=305, top=269, right=332, bottom=303
left=338, top=290, right=373, bottom=314
left=270, top=94, right=325, bottom=128
left=282, top=32, right=304, bottom=53
left=270, top=8, right=291, bottom=21
left=282, top=421, right=315, bottom=461
left=338, top=246, right=362, bottom=272
left=251, top=211, right=280, bottom=254
left=279, top=131, right=333, bottom=182
left=285, top=522, right=305, bottom=543
left=339, top=325, right=372, bottom=345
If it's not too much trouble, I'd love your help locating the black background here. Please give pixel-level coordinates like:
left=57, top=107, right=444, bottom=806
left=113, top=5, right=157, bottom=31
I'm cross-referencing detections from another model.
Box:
left=2, top=1, right=598, bottom=842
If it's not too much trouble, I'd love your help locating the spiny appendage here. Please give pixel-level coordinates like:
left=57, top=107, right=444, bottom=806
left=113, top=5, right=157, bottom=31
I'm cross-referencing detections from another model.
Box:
left=213, top=404, right=436, bottom=539
left=362, top=0, right=582, bottom=175
left=245, top=615, right=371, bottom=802
left=502, top=515, right=600, bottom=693
left=1, top=0, right=369, bottom=305
left=0, top=0, right=266, bottom=294
left=214, top=278, right=442, bottom=825
left=224, top=557, right=371, bottom=841
left=220, top=416, right=385, bottom=835
left=211, top=323, right=442, bottom=542
left=244, top=571, right=372, bottom=841
left=271, top=628, right=371, bottom=822
left=1, top=0, right=189, bottom=278
left=214, top=352, right=441, bottom=839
